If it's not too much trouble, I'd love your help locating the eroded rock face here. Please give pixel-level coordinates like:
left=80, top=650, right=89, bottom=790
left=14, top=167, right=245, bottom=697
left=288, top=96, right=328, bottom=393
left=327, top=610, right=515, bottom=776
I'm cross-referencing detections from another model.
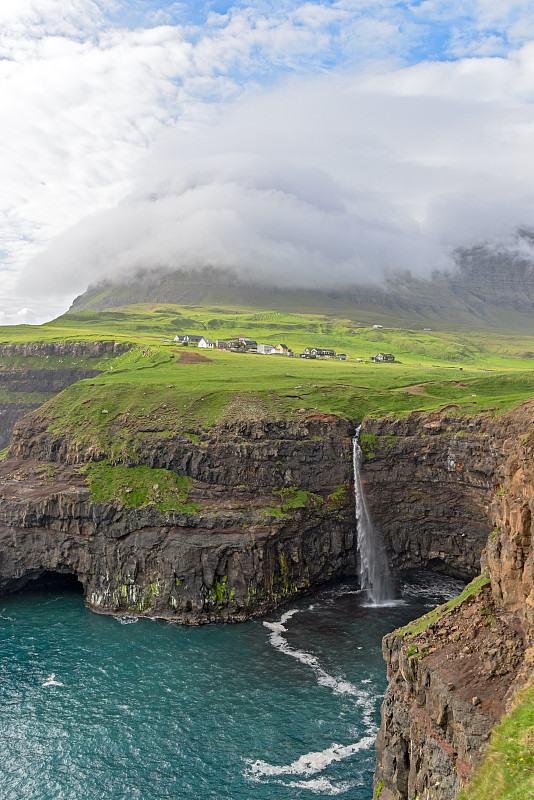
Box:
left=487, top=418, right=534, bottom=642
left=360, top=413, right=511, bottom=580
left=0, top=416, right=357, bottom=622
left=373, top=402, right=534, bottom=800
left=374, top=585, right=525, bottom=800
left=0, top=342, right=129, bottom=358
left=0, top=342, right=129, bottom=448
left=9, top=415, right=354, bottom=491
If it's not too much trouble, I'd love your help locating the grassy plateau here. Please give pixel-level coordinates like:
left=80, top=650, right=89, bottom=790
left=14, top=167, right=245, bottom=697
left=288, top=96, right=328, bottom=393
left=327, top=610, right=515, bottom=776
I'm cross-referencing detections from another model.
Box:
left=4, top=303, right=534, bottom=448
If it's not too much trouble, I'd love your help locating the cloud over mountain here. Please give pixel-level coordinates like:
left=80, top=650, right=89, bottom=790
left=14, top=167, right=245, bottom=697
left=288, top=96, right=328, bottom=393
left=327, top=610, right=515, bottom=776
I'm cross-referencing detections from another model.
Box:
left=2, top=1, right=534, bottom=319
left=21, top=48, right=534, bottom=294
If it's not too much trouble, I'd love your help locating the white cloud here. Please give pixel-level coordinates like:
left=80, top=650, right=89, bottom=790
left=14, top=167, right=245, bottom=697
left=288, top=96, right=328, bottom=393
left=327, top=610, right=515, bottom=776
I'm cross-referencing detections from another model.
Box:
left=3, top=0, right=534, bottom=319
left=21, top=45, right=534, bottom=297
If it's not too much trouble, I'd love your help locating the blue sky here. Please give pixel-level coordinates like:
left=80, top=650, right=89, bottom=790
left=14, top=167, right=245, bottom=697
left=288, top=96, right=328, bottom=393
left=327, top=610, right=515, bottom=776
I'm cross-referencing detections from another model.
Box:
left=1, top=0, right=534, bottom=321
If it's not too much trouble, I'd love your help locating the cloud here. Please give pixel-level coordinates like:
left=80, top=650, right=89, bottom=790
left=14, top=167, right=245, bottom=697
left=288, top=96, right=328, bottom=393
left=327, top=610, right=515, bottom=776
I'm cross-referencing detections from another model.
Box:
left=21, top=44, right=534, bottom=295
left=4, top=1, right=534, bottom=318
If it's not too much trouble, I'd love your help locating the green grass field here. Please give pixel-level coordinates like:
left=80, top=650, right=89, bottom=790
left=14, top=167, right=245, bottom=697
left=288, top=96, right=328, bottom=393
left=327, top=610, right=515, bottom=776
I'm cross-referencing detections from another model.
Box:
left=4, top=302, right=534, bottom=452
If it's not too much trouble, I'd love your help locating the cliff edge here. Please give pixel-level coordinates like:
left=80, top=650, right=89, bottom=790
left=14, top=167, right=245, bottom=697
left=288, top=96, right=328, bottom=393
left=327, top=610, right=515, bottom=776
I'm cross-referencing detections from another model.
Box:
left=369, top=403, right=534, bottom=800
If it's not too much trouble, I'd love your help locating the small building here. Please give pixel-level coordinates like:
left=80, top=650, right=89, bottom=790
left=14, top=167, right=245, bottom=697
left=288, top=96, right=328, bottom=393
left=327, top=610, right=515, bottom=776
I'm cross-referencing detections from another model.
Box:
left=198, top=337, right=214, bottom=349
left=299, top=352, right=316, bottom=359
left=370, top=352, right=395, bottom=363
left=275, top=343, right=289, bottom=354
left=304, top=347, right=335, bottom=357
left=238, top=337, right=258, bottom=348
left=373, top=324, right=383, bottom=329
left=215, top=340, right=232, bottom=350
left=336, top=354, right=347, bottom=360
left=174, top=334, right=203, bottom=344
left=258, top=344, right=277, bottom=355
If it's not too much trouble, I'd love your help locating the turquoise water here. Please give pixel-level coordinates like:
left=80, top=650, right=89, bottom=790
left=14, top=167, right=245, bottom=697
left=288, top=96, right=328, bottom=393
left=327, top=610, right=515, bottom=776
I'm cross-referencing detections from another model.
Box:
left=0, top=574, right=462, bottom=800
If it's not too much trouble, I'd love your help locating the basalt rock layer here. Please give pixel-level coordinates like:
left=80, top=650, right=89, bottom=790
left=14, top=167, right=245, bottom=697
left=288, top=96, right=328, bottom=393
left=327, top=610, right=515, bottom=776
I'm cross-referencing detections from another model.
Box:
left=0, top=416, right=357, bottom=622
left=360, top=412, right=509, bottom=580
left=0, top=341, right=129, bottom=448
left=370, top=403, right=534, bottom=800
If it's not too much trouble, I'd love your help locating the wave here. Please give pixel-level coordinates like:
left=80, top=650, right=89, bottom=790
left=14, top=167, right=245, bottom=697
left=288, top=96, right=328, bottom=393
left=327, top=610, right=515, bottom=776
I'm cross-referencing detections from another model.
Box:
left=42, top=673, right=63, bottom=687
left=247, top=737, right=376, bottom=780
left=114, top=616, right=139, bottom=625
left=286, top=777, right=356, bottom=795
left=263, top=610, right=375, bottom=728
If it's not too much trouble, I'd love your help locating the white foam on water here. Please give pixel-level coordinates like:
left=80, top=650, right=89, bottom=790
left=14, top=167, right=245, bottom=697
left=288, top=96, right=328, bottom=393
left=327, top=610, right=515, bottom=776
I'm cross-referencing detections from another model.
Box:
left=263, top=610, right=378, bottom=732
left=114, top=616, right=138, bottom=625
left=264, top=613, right=370, bottom=705
left=286, top=777, right=356, bottom=795
left=42, top=673, right=63, bottom=687
left=246, top=736, right=376, bottom=780
left=361, top=599, right=404, bottom=609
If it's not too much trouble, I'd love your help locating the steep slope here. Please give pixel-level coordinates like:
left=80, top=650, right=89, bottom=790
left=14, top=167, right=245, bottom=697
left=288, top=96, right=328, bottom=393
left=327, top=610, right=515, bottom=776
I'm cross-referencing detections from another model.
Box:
left=0, top=411, right=358, bottom=621
left=369, top=403, right=534, bottom=800
left=67, top=245, right=534, bottom=330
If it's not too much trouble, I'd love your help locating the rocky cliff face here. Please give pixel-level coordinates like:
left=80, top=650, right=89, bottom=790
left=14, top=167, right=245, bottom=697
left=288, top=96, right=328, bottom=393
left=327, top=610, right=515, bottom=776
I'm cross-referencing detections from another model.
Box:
left=0, top=342, right=129, bottom=448
left=0, top=415, right=357, bottom=622
left=359, top=412, right=507, bottom=580
left=370, top=403, right=534, bottom=800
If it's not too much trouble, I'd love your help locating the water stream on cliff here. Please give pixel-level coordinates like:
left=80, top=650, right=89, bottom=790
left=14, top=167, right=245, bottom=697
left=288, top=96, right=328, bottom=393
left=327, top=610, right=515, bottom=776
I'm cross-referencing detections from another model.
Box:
left=0, top=573, right=463, bottom=799
left=353, top=429, right=393, bottom=605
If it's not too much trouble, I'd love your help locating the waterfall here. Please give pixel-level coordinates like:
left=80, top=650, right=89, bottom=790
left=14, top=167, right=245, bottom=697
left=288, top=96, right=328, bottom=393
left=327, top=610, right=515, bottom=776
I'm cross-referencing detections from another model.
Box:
left=353, top=427, right=393, bottom=605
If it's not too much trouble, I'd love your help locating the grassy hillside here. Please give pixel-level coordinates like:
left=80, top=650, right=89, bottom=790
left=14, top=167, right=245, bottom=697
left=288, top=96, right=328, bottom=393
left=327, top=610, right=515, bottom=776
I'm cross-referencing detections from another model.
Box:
left=2, top=301, right=534, bottom=457
left=67, top=266, right=534, bottom=331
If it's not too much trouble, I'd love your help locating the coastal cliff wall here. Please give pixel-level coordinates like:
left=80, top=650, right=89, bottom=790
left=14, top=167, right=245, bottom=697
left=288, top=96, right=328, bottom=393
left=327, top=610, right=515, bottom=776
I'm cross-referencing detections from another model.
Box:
left=360, top=412, right=506, bottom=580
left=370, top=403, right=534, bottom=800
left=0, top=342, right=129, bottom=448
left=0, top=415, right=357, bottom=622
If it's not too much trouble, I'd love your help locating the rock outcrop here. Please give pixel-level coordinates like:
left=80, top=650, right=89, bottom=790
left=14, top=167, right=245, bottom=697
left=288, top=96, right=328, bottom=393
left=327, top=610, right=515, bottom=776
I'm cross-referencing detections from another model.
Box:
left=0, top=342, right=129, bottom=448
left=0, top=416, right=357, bottom=622
left=370, top=403, right=534, bottom=799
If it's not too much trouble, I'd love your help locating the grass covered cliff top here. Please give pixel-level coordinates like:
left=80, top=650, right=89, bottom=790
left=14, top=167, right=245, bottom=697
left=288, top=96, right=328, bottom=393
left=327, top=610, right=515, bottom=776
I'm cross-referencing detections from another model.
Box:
left=6, top=301, right=534, bottom=437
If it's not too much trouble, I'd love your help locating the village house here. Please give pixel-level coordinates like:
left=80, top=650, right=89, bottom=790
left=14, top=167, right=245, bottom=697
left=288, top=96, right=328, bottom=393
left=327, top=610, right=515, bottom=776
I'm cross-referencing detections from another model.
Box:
left=275, top=343, right=290, bottom=354
left=258, top=344, right=277, bottom=355
left=303, top=347, right=335, bottom=357
left=237, top=337, right=258, bottom=349
left=173, top=334, right=203, bottom=345
left=373, top=324, right=383, bottom=329
left=370, top=352, right=395, bottom=362
left=198, top=337, right=214, bottom=349
left=336, top=353, right=347, bottom=360
left=215, top=340, right=232, bottom=350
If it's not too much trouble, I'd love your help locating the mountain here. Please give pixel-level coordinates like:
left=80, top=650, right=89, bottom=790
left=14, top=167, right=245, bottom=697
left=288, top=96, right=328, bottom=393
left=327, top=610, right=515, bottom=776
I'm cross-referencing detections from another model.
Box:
left=68, top=233, right=534, bottom=330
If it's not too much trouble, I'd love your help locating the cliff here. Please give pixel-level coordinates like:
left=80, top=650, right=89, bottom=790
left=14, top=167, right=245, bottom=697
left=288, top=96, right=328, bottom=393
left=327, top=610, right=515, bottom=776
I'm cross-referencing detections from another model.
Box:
left=0, top=342, right=129, bottom=448
left=0, top=414, right=358, bottom=622
left=369, top=403, right=534, bottom=800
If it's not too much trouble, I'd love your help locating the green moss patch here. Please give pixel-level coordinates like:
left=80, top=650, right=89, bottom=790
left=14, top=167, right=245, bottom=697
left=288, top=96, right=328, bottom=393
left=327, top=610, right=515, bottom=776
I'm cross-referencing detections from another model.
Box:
left=274, top=486, right=324, bottom=510
left=82, top=461, right=200, bottom=513
left=396, top=572, right=491, bottom=640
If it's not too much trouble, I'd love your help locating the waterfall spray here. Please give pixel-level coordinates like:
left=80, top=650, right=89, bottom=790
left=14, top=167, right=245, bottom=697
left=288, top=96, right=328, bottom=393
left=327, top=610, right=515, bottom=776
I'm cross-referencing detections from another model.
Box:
left=353, top=426, right=393, bottom=605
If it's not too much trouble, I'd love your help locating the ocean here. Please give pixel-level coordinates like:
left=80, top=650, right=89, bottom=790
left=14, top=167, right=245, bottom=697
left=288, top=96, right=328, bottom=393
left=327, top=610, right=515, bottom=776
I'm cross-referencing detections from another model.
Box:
left=0, top=573, right=462, bottom=800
